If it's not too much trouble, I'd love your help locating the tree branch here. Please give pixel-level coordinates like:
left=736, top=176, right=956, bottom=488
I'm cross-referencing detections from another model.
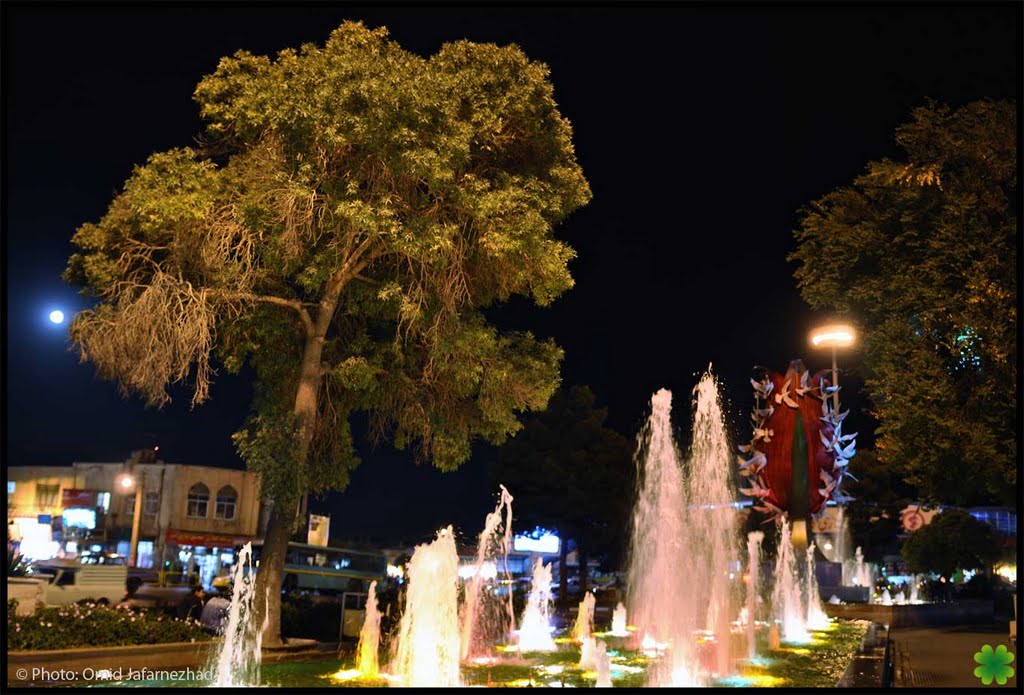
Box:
left=213, top=290, right=314, bottom=335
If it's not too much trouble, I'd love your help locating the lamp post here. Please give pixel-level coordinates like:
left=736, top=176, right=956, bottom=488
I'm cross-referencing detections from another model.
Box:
left=803, top=324, right=857, bottom=556
left=809, top=323, right=857, bottom=414
left=117, top=471, right=144, bottom=567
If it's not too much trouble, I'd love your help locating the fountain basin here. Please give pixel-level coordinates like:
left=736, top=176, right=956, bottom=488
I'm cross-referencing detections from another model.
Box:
left=62, top=619, right=870, bottom=688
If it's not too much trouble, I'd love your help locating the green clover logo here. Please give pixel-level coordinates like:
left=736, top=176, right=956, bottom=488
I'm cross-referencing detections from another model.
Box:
left=973, top=644, right=1015, bottom=685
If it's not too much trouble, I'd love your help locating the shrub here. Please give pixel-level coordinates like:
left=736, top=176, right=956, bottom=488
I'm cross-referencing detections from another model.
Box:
left=7, top=599, right=212, bottom=651
left=280, top=596, right=341, bottom=642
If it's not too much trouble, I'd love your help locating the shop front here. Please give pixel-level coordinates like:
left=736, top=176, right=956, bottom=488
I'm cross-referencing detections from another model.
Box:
left=162, top=529, right=254, bottom=589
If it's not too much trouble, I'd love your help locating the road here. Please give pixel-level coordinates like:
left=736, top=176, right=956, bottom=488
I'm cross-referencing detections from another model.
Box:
left=892, top=623, right=1017, bottom=688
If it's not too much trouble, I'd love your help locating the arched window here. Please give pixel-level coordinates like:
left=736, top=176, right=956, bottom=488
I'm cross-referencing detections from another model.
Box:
left=187, top=483, right=209, bottom=518
left=215, top=486, right=238, bottom=520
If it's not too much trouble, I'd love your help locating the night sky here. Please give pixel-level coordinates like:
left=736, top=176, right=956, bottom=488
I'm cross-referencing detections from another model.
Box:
left=5, top=4, right=1019, bottom=545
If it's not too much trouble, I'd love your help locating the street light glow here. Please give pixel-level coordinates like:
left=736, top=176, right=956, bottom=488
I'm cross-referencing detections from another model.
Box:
left=810, top=324, right=856, bottom=348
left=49, top=310, right=65, bottom=324
left=118, top=473, right=135, bottom=490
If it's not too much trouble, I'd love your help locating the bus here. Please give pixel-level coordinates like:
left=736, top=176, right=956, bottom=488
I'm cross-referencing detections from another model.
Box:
left=221, top=541, right=387, bottom=595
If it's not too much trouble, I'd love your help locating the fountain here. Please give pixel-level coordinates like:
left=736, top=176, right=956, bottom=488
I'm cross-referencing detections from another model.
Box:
left=909, top=579, right=919, bottom=604
left=572, top=592, right=596, bottom=642
left=610, top=602, right=628, bottom=636
left=746, top=531, right=764, bottom=658
left=772, top=518, right=810, bottom=643
left=626, top=370, right=737, bottom=685
left=460, top=485, right=515, bottom=661
left=211, top=542, right=262, bottom=687
left=356, top=580, right=381, bottom=677
left=594, top=641, right=613, bottom=687
left=391, top=526, right=462, bottom=687
left=517, top=558, right=556, bottom=652
left=880, top=588, right=892, bottom=606
left=579, top=636, right=598, bottom=669
left=853, top=547, right=873, bottom=589
left=805, top=544, right=831, bottom=630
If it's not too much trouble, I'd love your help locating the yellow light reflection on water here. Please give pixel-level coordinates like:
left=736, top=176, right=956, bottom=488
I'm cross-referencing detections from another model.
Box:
left=748, top=674, right=787, bottom=687
left=330, top=669, right=366, bottom=682
left=780, top=647, right=812, bottom=655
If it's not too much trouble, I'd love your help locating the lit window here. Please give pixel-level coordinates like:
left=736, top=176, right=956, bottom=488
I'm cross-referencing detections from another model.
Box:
left=187, top=483, right=210, bottom=518
left=144, top=491, right=160, bottom=516
left=35, top=483, right=60, bottom=509
left=215, top=486, right=237, bottom=520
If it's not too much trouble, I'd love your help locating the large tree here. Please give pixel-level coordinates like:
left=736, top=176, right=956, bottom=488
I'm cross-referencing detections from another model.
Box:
left=901, top=509, right=999, bottom=579
left=64, top=22, right=590, bottom=645
left=490, top=386, right=634, bottom=601
left=789, top=100, right=1016, bottom=506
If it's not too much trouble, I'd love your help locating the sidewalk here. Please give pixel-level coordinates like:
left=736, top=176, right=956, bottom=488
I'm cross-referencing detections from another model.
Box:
left=892, top=623, right=1017, bottom=688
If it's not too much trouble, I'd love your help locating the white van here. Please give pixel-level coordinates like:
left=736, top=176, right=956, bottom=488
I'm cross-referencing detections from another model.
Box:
left=25, top=559, right=127, bottom=607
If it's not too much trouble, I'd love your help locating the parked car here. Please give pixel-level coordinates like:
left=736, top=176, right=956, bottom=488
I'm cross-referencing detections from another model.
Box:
left=117, top=583, right=193, bottom=615
left=23, top=559, right=127, bottom=606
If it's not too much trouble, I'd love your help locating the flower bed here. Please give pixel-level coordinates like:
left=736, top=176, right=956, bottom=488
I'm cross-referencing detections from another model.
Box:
left=7, top=600, right=212, bottom=651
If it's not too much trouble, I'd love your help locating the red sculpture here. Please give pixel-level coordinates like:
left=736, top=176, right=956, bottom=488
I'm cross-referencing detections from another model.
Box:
left=738, top=359, right=857, bottom=524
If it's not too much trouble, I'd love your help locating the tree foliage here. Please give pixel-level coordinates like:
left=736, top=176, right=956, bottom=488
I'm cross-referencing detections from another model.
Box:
left=66, top=21, right=589, bottom=494
left=789, top=100, right=1016, bottom=505
left=64, top=21, right=590, bottom=642
left=843, top=450, right=917, bottom=562
left=490, top=386, right=634, bottom=590
left=900, top=509, right=1000, bottom=578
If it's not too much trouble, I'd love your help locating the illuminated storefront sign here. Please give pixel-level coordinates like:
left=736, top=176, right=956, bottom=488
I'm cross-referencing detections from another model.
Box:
left=513, top=528, right=560, bottom=554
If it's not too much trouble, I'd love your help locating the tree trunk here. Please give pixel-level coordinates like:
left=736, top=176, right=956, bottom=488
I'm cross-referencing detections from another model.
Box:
left=253, top=273, right=349, bottom=647
left=578, top=546, right=588, bottom=595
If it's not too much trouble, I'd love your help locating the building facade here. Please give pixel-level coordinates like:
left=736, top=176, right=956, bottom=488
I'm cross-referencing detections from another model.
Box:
left=8, top=451, right=266, bottom=588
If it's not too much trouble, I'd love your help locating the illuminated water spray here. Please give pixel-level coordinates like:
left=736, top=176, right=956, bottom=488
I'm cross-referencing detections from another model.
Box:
left=594, top=641, right=613, bottom=687
left=627, top=369, right=738, bottom=685
left=772, top=518, right=810, bottom=643
left=805, top=544, right=831, bottom=630
left=517, top=558, right=556, bottom=652
left=459, top=485, right=514, bottom=661
left=356, top=580, right=381, bottom=677
left=211, top=542, right=262, bottom=687
left=746, top=531, right=764, bottom=659
left=391, top=527, right=461, bottom=687
left=572, top=592, right=596, bottom=642
left=610, top=602, right=628, bottom=636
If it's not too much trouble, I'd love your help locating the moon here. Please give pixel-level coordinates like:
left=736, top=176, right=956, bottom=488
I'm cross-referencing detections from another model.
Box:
left=49, top=310, right=65, bottom=324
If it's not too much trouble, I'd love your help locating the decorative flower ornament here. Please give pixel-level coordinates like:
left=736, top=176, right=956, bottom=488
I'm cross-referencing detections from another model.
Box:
left=974, top=644, right=1014, bottom=685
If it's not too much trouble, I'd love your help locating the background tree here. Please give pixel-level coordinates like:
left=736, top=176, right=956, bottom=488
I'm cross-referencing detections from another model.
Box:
left=901, top=509, right=999, bottom=578
left=490, top=385, right=634, bottom=603
left=843, top=449, right=917, bottom=562
left=64, top=22, right=590, bottom=644
left=790, top=99, right=1016, bottom=506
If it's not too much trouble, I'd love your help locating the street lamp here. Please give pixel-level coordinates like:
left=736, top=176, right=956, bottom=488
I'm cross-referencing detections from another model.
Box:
left=117, top=470, right=144, bottom=568
left=809, top=323, right=857, bottom=413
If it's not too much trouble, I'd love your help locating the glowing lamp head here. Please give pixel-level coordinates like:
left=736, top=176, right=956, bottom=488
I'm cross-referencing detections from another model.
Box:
left=117, top=473, right=135, bottom=491
left=49, top=310, right=65, bottom=324
left=810, top=324, right=856, bottom=349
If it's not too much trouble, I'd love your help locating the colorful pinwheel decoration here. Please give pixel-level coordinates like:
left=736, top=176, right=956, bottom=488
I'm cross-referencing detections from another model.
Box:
left=738, top=358, right=858, bottom=524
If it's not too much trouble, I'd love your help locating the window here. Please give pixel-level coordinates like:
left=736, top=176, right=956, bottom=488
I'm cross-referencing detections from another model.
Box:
left=7, top=481, right=14, bottom=506
left=35, top=483, right=60, bottom=509
left=187, top=483, right=210, bottom=518
left=136, top=541, right=154, bottom=569
left=144, top=491, right=160, bottom=516
left=215, top=486, right=237, bottom=520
